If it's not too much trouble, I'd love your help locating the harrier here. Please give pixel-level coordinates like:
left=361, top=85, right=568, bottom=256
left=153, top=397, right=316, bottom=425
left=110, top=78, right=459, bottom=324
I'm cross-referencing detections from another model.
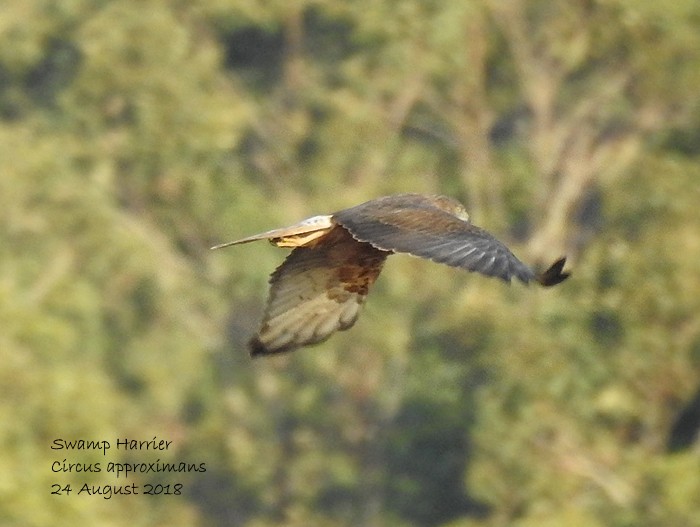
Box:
left=213, top=193, right=569, bottom=356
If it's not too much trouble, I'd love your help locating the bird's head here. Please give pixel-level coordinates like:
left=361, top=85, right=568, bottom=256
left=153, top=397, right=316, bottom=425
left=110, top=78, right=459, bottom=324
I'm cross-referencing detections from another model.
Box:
left=429, top=195, right=470, bottom=222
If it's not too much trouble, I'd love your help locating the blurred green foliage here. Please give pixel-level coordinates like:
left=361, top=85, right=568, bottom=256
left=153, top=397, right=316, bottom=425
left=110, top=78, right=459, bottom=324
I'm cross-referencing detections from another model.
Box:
left=1, top=0, right=699, bottom=526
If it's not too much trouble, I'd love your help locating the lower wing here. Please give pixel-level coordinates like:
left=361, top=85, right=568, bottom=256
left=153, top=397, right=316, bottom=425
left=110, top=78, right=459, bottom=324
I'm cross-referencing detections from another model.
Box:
left=250, top=228, right=388, bottom=356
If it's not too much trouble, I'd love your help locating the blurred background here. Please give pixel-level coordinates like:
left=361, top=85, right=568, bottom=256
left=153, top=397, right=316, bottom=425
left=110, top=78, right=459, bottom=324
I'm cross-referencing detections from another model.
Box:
left=2, top=0, right=699, bottom=525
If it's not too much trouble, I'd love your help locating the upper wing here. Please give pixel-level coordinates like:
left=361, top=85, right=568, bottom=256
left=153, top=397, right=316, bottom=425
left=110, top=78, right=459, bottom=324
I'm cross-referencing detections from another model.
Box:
left=249, top=227, right=388, bottom=356
left=333, top=197, right=537, bottom=284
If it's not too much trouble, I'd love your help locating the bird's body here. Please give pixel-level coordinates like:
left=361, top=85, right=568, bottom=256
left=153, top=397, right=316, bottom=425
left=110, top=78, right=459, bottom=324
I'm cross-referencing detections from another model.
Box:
left=213, top=194, right=569, bottom=356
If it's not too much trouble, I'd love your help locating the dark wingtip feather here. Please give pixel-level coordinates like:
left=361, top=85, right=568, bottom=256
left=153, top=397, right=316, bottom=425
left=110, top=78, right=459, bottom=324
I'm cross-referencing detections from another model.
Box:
left=537, top=257, right=570, bottom=287
left=248, top=337, right=298, bottom=358
left=248, top=337, right=267, bottom=358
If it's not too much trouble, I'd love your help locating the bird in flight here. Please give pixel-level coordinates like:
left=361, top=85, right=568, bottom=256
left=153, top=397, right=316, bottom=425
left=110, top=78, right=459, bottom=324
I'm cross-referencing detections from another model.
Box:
left=212, top=193, right=569, bottom=357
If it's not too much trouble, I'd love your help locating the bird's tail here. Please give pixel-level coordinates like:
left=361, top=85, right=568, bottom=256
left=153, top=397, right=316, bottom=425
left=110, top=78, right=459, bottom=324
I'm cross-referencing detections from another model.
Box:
left=211, top=215, right=334, bottom=250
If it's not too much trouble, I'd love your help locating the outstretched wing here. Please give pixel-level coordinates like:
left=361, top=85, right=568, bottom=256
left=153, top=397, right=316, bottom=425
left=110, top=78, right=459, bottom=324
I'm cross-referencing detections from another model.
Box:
left=333, top=194, right=539, bottom=284
left=249, top=227, right=388, bottom=356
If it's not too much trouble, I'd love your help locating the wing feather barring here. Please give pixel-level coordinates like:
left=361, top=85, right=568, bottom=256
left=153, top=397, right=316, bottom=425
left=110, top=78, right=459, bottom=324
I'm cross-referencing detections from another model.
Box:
left=212, top=194, right=570, bottom=356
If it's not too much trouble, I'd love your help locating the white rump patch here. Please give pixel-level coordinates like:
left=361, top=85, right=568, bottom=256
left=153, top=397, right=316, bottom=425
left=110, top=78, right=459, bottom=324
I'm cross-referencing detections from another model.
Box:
left=299, top=215, right=334, bottom=228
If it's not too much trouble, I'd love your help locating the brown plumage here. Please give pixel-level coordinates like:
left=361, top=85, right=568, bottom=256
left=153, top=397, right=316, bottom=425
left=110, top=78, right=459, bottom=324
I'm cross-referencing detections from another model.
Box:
left=212, top=193, right=569, bottom=356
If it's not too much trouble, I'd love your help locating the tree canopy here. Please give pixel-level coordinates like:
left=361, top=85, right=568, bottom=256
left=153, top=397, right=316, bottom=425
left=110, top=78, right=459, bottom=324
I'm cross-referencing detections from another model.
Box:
left=2, top=0, right=699, bottom=526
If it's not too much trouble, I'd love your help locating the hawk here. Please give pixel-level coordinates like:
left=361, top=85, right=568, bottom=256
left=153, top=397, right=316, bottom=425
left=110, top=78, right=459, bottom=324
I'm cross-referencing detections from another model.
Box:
left=213, top=193, right=569, bottom=356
